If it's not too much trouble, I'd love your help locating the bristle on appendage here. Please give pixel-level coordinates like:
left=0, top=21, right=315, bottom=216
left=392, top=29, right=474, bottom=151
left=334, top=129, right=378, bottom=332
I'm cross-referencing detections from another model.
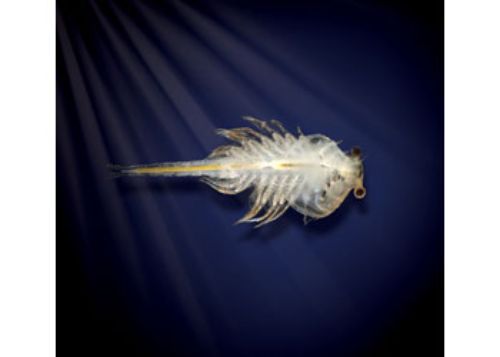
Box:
left=111, top=117, right=366, bottom=227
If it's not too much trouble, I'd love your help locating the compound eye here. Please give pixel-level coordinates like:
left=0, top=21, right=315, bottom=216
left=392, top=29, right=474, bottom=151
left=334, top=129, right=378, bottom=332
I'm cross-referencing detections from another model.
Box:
left=351, top=146, right=362, bottom=158
left=354, top=187, right=366, bottom=199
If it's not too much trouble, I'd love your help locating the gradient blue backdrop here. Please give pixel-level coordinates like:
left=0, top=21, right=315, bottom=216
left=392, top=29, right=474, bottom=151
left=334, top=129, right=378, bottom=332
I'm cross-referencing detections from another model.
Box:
left=57, top=1, right=443, bottom=356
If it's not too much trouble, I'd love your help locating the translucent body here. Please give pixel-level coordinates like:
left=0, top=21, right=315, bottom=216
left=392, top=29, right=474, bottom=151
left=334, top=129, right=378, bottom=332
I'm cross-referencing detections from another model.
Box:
left=114, top=117, right=366, bottom=227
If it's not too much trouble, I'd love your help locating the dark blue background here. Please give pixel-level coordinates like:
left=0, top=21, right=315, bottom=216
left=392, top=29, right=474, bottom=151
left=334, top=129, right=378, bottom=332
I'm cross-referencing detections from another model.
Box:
left=57, top=1, right=443, bottom=356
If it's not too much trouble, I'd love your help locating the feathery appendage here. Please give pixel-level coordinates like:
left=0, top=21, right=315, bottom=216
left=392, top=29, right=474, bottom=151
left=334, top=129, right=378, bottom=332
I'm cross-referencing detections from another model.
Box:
left=111, top=117, right=366, bottom=227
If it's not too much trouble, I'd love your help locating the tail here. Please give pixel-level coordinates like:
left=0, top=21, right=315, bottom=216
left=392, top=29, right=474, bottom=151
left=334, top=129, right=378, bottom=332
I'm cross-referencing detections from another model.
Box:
left=108, top=160, right=224, bottom=178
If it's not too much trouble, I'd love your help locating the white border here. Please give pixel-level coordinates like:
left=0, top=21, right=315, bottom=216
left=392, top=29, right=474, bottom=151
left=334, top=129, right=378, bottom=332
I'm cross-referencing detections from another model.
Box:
left=0, top=1, right=500, bottom=356
left=0, top=1, right=55, bottom=356
left=445, top=0, right=500, bottom=356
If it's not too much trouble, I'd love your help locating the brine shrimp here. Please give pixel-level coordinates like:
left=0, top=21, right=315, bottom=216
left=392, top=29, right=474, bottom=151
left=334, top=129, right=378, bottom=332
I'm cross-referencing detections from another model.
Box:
left=111, top=117, right=366, bottom=227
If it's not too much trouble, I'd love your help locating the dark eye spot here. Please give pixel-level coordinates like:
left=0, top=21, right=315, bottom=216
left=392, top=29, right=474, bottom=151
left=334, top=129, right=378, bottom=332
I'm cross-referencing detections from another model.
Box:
left=321, top=190, right=327, bottom=200
left=354, top=187, right=366, bottom=199
left=351, top=146, right=362, bottom=157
